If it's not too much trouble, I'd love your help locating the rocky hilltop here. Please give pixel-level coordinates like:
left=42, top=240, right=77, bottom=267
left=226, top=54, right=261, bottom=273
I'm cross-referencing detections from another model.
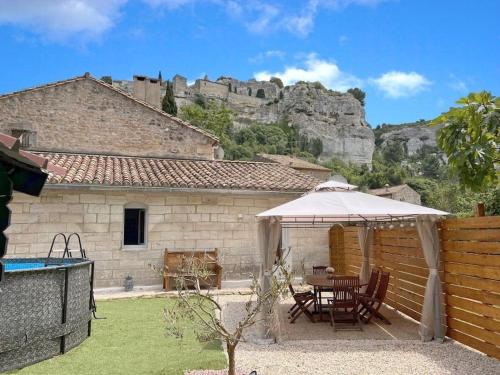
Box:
left=375, top=120, right=441, bottom=155
left=172, top=75, right=374, bottom=165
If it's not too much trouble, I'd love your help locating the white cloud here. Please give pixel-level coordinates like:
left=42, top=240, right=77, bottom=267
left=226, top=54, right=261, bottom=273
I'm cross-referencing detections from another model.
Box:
left=338, top=35, right=349, bottom=45
left=0, top=0, right=125, bottom=41
left=254, top=53, right=362, bottom=91
left=371, top=71, right=432, bottom=98
left=448, top=74, right=469, bottom=93
left=249, top=49, right=286, bottom=63
left=142, top=0, right=195, bottom=9
left=143, top=0, right=389, bottom=37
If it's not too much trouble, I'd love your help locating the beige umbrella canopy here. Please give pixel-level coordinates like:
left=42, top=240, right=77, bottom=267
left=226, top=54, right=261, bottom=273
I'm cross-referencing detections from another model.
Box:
left=257, top=181, right=448, bottom=222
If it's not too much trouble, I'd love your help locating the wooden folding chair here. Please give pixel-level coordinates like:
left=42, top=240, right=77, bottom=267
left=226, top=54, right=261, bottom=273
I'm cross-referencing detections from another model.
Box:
left=358, top=268, right=380, bottom=299
left=327, top=276, right=362, bottom=331
left=359, top=271, right=391, bottom=325
left=288, top=284, right=316, bottom=323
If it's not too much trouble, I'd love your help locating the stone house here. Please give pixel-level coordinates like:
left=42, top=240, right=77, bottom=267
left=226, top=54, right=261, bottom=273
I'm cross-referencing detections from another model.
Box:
left=1, top=74, right=329, bottom=289
left=369, top=184, right=421, bottom=205
left=255, top=153, right=332, bottom=181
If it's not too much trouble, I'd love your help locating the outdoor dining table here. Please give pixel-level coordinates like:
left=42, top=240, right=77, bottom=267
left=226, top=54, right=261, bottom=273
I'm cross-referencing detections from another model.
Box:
left=305, top=274, right=361, bottom=322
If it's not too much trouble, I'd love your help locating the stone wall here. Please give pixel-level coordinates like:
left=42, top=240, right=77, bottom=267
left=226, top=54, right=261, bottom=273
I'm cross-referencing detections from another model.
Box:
left=393, top=186, right=421, bottom=205
left=6, top=189, right=329, bottom=288
left=0, top=78, right=215, bottom=159
left=194, top=80, right=229, bottom=99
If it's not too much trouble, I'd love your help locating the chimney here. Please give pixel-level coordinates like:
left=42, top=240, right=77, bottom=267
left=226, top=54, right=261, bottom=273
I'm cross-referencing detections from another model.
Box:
left=133, top=75, right=161, bottom=108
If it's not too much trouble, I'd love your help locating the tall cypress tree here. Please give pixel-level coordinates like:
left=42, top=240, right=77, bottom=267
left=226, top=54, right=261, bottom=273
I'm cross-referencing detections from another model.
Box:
left=162, top=80, right=177, bottom=116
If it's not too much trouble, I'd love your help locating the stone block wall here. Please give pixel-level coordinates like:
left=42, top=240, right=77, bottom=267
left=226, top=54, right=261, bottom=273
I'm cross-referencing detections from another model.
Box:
left=6, top=189, right=329, bottom=288
left=0, top=78, right=215, bottom=159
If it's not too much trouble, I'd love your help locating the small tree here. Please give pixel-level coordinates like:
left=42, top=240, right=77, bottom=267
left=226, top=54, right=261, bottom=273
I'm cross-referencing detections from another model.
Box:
left=164, top=258, right=291, bottom=375
left=162, top=80, right=178, bottom=116
left=431, top=91, right=499, bottom=191
left=347, top=88, right=366, bottom=106
left=100, top=76, right=112, bottom=85
left=270, top=77, right=284, bottom=89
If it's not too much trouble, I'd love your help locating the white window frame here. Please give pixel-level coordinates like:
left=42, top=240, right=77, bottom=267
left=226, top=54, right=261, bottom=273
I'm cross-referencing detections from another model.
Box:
left=122, top=203, right=148, bottom=251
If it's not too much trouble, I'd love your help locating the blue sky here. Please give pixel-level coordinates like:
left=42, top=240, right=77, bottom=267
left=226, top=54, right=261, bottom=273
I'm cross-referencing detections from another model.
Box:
left=0, top=0, right=499, bottom=125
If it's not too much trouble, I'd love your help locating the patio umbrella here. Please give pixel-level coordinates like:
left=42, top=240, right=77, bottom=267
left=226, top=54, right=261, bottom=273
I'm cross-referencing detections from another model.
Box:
left=256, top=181, right=449, bottom=342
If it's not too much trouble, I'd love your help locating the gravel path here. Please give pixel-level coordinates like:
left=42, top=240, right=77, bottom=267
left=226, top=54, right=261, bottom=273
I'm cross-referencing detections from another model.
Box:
left=217, top=294, right=500, bottom=375
left=235, top=339, right=500, bottom=375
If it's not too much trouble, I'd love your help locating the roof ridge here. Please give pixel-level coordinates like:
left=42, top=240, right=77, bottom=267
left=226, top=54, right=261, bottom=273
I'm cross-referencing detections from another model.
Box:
left=0, top=73, right=219, bottom=144
left=33, top=151, right=294, bottom=167
left=0, top=74, right=87, bottom=100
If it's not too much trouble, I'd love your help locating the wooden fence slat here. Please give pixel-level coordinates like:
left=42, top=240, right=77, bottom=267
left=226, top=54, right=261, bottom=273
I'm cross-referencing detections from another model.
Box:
left=445, top=262, right=500, bottom=281
left=447, top=306, right=500, bottom=333
left=442, top=216, right=500, bottom=229
left=443, top=252, right=500, bottom=267
left=445, top=284, right=500, bottom=306
left=444, top=273, right=500, bottom=294
left=441, top=229, right=500, bottom=242
left=441, top=240, right=500, bottom=254
left=446, top=295, right=500, bottom=320
left=447, top=329, right=500, bottom=359
left=448, top=318, right=500, bottom=347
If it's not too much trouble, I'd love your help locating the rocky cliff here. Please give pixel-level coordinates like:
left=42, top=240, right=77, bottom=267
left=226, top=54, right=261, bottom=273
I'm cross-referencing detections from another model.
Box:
left=175, top=77, right=374, bottom=165
left=375, top=121, right=441, bottom=155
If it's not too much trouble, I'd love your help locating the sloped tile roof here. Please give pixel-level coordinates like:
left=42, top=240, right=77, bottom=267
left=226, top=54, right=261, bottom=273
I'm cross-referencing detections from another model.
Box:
left=256, top=153, right=331, bottom=171
left=369, top=184, right=414, bottom=195
left=38, top=152, right=320, bottom=192
left=0, top=73, right=219, bottom=144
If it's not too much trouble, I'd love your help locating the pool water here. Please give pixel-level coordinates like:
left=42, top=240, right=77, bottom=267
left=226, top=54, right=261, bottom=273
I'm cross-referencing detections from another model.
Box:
left=3, top=262, right=59, bottom=272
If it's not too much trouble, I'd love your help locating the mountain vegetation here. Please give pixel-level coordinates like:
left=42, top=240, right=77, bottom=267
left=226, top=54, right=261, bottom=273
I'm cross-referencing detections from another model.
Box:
left=178, top=101, right=323, bottom=161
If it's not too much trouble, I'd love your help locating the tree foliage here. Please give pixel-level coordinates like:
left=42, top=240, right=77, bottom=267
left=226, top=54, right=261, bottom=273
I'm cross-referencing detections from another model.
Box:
left=270, top=77, right=284, bottom=89
left=162, top=80, right=178, bottom=116
left=431, top=91, right=499, bottom=191
left=100, top=76, right=112, bottom=85
left=347, top=87, right=366, bottom=106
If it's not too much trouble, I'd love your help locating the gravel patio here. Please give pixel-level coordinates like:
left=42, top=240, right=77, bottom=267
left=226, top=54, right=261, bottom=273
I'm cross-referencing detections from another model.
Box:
left=219, top=294, right=500, bottom=375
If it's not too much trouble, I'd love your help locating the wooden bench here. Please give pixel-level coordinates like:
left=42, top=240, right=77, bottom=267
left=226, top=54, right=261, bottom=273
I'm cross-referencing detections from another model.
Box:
left=163, top=248, right=222, bottom=290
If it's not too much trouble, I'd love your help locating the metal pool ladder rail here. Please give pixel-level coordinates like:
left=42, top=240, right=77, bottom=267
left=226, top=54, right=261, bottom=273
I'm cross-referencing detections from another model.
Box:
left=45, top=232, right=87, bottom=265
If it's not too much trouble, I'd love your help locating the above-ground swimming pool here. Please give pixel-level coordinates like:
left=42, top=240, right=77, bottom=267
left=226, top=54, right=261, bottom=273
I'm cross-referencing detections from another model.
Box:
left=0, top=258, right=94, bottom=372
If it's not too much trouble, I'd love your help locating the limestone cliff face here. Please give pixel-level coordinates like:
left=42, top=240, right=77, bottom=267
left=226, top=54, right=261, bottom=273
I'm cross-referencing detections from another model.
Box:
left=175, top=77, right=375, bottom=165
left=279, top=83, right=374, bottom=164
left=377, top=121, right=441, bottom=155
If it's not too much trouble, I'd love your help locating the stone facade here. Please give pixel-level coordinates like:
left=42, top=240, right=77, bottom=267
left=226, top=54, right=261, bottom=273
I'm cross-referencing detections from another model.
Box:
left=0, top=76, right=216, bottom=159
left=6, top=189, right=329, bottom=288
left=369, top=184, right=421, bottom=205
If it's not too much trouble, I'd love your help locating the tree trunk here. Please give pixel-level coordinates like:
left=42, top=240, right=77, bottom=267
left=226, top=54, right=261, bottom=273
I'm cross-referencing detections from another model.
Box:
left=227, top=342, right=236, bottom=375
left=475, top=202, right=485, bottom=217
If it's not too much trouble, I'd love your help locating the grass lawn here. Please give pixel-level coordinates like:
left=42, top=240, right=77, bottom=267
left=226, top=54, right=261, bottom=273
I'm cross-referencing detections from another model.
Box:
left=10, top=297, right=227, bottom=375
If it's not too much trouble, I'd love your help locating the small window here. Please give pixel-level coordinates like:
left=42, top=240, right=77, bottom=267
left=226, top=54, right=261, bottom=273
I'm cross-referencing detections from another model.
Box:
left=11, top=129, right=35, bottom=148
left=124, top=208, right=146, bottom=246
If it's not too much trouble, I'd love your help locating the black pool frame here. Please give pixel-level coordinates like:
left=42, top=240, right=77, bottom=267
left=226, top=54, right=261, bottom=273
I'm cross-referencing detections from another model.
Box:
left=0, top=258, right=95, bottom=372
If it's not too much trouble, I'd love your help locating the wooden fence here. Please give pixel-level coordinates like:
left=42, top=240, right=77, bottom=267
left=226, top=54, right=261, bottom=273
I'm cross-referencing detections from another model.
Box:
left=329, top=216, right=500, bottom=359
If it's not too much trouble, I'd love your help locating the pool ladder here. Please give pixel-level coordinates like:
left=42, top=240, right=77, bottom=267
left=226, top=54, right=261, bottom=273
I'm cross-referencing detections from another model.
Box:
left=46, top=232, right=87, bottom=264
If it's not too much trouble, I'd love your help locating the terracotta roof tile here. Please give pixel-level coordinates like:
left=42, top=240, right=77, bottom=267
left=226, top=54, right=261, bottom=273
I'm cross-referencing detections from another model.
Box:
left=38, top=152, right=320, bottom=192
